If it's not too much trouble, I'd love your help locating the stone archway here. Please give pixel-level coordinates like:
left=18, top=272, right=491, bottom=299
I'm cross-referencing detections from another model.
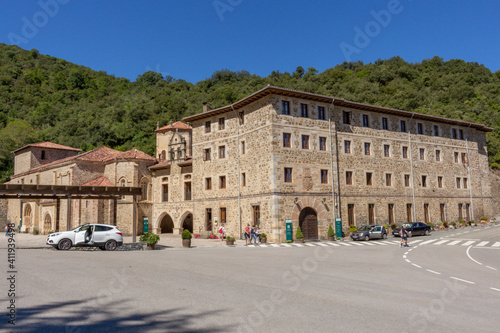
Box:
left=299, top=207, right=318, bottom=240
left=43, top=213, right=52, bottom=234
left=181, top=213, right=193, bottom=233
left=24, top=204, right=32, bottom=233
left=159, top=214, right=174, bottom=233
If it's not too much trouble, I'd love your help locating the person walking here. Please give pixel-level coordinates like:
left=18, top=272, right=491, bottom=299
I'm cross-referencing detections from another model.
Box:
left=244, top=224, right=251, bottom=245
left=5, top=225, right=9, bottom=236
left=219, top=224, right=226, bottom=241
left=253, top=226, right=260, bottom=245
left=400, top=225, right=409, bottom=247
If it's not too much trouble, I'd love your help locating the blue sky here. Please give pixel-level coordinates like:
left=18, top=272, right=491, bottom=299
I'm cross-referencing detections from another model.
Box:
left=1, top=0, right=499, bottom=83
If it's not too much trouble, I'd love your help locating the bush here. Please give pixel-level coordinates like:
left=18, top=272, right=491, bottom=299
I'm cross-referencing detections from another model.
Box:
left=226, top=236, right=235, bottom=241
left=139, top=232, right=160, bottom=245
left=383, top=224, right=389, bottom=230
left=296, top=226, right=304, bottom=239
left=327, top=225, right=335, bottom=237
left=390, top=223, right=397, bottom=230
left=450, top=222, right=456, bottom=227
left=260, top=232, right=267, bottom=238
left=33, top=229, right=39, bottom=235
left=480, top=217, right=488, bottom=221
left=349, top=225, right=357, bottom=232
left=468, top=220, right=475, bottom=225
left=182, top=229, right=192, bottom=240
left=459, top=219, right=466, bottom=224
left=491, top=163, right=499, bottom=169
left=427, top=222, right=434, bottom=229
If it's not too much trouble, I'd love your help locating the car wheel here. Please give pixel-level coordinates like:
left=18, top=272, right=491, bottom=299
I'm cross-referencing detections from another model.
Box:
left=104, top=240, right=117, bottom=251
left=57, top=239, right=72, bottom=251
left=364, top=235, right=370, bottom=241
left=99, top=247, right=106, bottom=251
left=407, top=231, right=412, bottom=238
left=424, top=229, right=430, bottom=236
left=382, top=234, right=387, bottom=239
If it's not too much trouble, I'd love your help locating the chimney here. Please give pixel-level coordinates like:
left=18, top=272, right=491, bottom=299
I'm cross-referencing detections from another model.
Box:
left=203, top=104, right=211, bottom=113
left=156, top=121, right=159, bottom=130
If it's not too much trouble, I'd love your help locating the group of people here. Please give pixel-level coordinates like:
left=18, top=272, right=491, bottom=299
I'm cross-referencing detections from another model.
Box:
left=399, top=225, right=409, bottom=248
left=244, top=224, right=260, bottom=245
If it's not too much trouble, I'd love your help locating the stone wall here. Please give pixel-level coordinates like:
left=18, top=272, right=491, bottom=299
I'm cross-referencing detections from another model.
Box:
left=0, top=199, right=7, bottom=227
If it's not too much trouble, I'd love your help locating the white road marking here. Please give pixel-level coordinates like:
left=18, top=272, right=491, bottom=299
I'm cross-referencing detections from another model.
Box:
left=326, top=242, right=340, bottom=247
left=362, top=242, right=375, bottom=246
left=476, top=241, right=489, bottom=247
left=338, top=242, right=353, bottom=246
left=292, top=244, right=303, bottom=247
left=490, top=287, right=500, bottom=292
left=270, top=244, right=280, bottom=247
left=381, top=241, right=395, bottom=245
left=426, top=269, right=442, bottom=275
left=282, top=244, right=292, bottom=247
left=461, top=241, right=476, bottom=246
left=486, top=266, right=497, bottom=271
left=403, top=255, right=407, bottom=259
left=492, top=242, right=500, bottom=248
left=420, top=239, right=438, bottom=245
left=260, top=244, right=268, bottom=248
left=466, top=246, right=483, bottom=265
left=434, top=240, right=449, bottom=245
left=450, top=277, right=475, bottom=285
left=247, top=245, right=255, bottom=248
left=372, top=241, right=388, bottom=245
left=349, top=242, right=365, bottom=246
left=405, top=259, right=411, bottom=263
left=462, top=231, right=470, bottom=233
left=317, top=243, right=329, bottom=247
left=410, top=239, right=423, bottom=244
left=305, top=243, right=316, bottom=247
left=447, top=240, right=462, bottom=246
left=412, top=263, right=422, bottom=268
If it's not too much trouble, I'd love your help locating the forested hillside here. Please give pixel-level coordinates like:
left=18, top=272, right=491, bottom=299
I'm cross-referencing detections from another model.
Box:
left=1, top=43, right=500, bottom=182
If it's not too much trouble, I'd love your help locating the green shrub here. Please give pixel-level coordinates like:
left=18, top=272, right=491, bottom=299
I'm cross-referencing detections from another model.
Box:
left=327, top=225, right=335, bottom=237
left=480, top=217, right=488, bottom=221
left=226, top=236, right=235, bottom=241
left=349, top=225, right=357, bottom=232
left=260, top=232, right=267, bottom=238
left=390, top=223, right=397, bottom=230
left=450, top=222, right=456, bottom=227
left=139, top=232, right=160, bottom=245
left=295, top=226, right=304, bottom=239
left=468, top=220, right=475, bottom=225
left=383, top=224, right=389, bottom=230
left=181, top=229, right=192, bottom=240
left=491, top=163, right=499, bottom=169
left=459, top=219, right=466, bottom=224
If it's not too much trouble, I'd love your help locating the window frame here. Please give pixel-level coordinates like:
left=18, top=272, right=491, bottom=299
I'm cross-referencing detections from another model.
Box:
left=318, top=106, right=325, bottom=120
left=319, top=137, right=327, bottom=151
left=218, top=117, right=225, bottom=131
left=301, top=135, right=310, bottom=149
left=300, top=104, right=308, bottom=118
left=205, top=121, right=211, bottom=133
left=282, top=101, right=290, bottom=115
left=284, top=168, right=292, bottom=183
left=321, top=169, right=328, bottom=184
left=283, top=133, right=291, bottom=148
left=219, top=146, right=226, bottom=159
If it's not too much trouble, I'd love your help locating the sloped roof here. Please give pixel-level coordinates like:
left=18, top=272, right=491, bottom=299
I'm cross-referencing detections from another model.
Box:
left=118, top=149, right=156, bottom=161
left=12, top=142, right=82, bottom=154
left=155, top=121, right=192, bottom=133
left=149, top=160, right=170, bottom=170
left=81, top=176, right=113, bottom=187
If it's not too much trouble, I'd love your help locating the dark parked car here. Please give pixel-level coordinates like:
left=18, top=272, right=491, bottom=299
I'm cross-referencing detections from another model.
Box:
left=351, top=225, right=387, bottom=241
left=392, top=222, right=431, bottom=237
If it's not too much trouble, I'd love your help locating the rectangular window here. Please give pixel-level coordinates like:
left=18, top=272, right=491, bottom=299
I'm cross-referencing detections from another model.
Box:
left=384, top=145, right=390, bottom=157
left=203, top=148, right=211, bottom=161
left=205, top=178, right=212, bottom=190
left=253, top=206, right=260, bottom=227
left=241, top=141, right=245, bottom=154
left=162, top=184, right=168, bottom=202
left=386, top=173, right=392, bottom=186
left=348, top=204, right=355, bottom=226
left=362, top=114, right=369, bottom=127
left=239, top=111, right=244, bottom=125
left=421, top=175, right=427, bottom=187
left=284, top=168, right=292, bottom=183
left=463, top=178, right=468, bottom=189
left=205, top=121, right=211, bottom=133
left=282, top=101, right=290, bottom=115
left=433, top=125, right=439, bottom=136
left=219, top=118, right=225, bottom=130
left=344, top=141, right=351, bottom=154
left=458, top=203, right=463, bottom=220
left=219, top=146, right=225, bottom=159
left=346, top=171, right=353, bottom=185
left=184, top=182, right=192, bottom=201
left=364, top=142, right=371, bottom=156
left=452, top=128, right=457, bottom=139
left=219, top=176, right=226, bottom=189
left=319, top=137, right=327, bottom=151
left=302, top=135, right=309, bottom=149
left=435, top=150, right=441, bottom=162
left=419, top=148, right=425, bottom=160
left=459, top=129, right=464, bottom=140
left=318, top=106, right=325, bottom=120
left=321, top=170, right=328, bottom=184
left=437, top=176, right=443, bottom=188
left=465, top=203, right=470, bottom=220
left=454, top=152, right=459, bottom=163
left=343, top=111, right=351, bottom=125
left=283, top=133, right=291, bottom=148
left=366, top=172, right=373, bottom=186
left=402, top=146, right=408, bottom=159
left=461, top=153, right=467, bottom=164
left=404, top=174, right=410, bottom=187
left=456, top=177, right=461, bottom=189
left=368, top=204, right=375, bottom=224
left=388, top=204, right=394, bottom=224
left=406, top=204, right=412, bottom=223
left=382, top=117, right=388, bottom=130
left=440, top=204, right=446, bottom=222
left=220, top=208, right=226, bottom=224
left=424, top=204, right=429, bottom=223
left=206, top=208, right=212, bottom=231
left=300, top=104, right=308, bottom=117
left=241, top=173, right=246, bottom=187
left=417, top=123, right=423, bottom=134
left=400, top=120, right=406, bottom=132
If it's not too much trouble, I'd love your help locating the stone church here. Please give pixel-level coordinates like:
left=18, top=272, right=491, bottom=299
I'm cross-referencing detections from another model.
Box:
left=5, top=86, right=493, bottom=242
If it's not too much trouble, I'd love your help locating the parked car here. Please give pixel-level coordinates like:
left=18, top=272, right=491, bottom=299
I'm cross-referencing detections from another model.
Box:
left=46, top=223, right=123, bottom=251
left=392, top=222, right=431, bottom=237
left=351, top=225, right=387, bottom=241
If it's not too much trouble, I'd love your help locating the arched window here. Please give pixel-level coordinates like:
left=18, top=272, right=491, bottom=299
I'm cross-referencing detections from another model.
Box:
left=161, top=150, right=166, bottom=161
left=41, top=150, right=46, bottom=160
left=24, top=205, right=32, bottom=231
left=44, top=214, right=52, bottom=234
left=120, top=178, right=127, bottom=199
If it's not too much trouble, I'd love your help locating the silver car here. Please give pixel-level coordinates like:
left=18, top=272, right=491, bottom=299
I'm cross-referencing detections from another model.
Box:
left=350, top=225, right=388, bottom=241
left=46, top=223, right=123, bottom=251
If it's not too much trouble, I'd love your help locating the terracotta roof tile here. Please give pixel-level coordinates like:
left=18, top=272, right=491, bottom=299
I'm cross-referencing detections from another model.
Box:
left=149, top=160, right=170, bottom=170
left=155, top=121, right=192, bottom=133
left=12, top=142, right=81, bottom=154
left=81, top=176, right=113, bottom=186
left=118, top=149, right=156, bottom=161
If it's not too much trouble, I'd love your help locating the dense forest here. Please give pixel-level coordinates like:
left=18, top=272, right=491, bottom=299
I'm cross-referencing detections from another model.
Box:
left=1, top=43, right=500, bottom=182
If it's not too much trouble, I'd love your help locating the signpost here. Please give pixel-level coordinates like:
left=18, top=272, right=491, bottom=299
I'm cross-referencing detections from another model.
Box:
left=335, top=218, right=342, bottom=239
left=143, top=217, right=149, bottom=233
left=285, top=219, right=292, bottom=242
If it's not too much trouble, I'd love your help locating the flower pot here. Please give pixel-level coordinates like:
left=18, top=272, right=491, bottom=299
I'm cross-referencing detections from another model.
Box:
left=260, top=237, right=267, bottom=244
left=147, top=243, right=156, bottom=250
left=226, top=240, right=235, bottom=246
left=182, top=239, right=191, bottom=248
left=295, top=239, right=304, bottom=243
left=328, top=236, right=335, bottom=241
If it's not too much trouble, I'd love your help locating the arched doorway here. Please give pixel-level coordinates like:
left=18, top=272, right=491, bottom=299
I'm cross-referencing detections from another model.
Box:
left=299, top=207, right=318, bottom=241
left=24, top=204, right=32, bottom=233
left=43, top=214, right=52, bottom=234
left=160, top=214, right=174, bottom=233
left=181, top=214, right=193, bottom=233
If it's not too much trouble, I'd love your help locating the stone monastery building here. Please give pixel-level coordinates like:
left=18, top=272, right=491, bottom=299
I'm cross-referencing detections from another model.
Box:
left=6, top=86, right=493, bottom=242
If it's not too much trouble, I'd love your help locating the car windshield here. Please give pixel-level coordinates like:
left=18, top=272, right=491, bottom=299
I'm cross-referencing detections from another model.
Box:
left=402, top=224, right=412, bottom=228
left=71, top=224, right=90, bottom=232
left=358, top=226, right=372, bottom=231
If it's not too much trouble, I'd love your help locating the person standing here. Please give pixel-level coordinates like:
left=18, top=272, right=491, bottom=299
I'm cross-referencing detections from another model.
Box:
left=400, top=225, right=409, bottom=247
left=219, top=224, right=226, bottom=241
left=244, top=224, right=251, bottom=245
left=5, top=225, right=9, bottom=236
left=253, top=226, right=260, bottom=245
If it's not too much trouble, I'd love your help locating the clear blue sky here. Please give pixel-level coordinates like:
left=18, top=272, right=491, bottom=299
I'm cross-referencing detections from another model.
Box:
left=1, top=0, right=499, bottom=83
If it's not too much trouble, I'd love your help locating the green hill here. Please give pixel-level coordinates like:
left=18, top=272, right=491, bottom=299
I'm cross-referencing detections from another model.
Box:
left=1, top=43, right=500, bottom=182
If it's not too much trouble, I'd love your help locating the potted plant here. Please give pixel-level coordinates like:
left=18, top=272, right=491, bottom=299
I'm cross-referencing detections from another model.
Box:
left=390, top=223, right=397, bottom=230
left=33, top=229, right=39, bottom=235
left=480, top=217, right=488, bottom=225
left=459, top=219, right=466, bottom=228
left=295, top=226, right=304, bottom=243
left=442, top=221, right=449, bottom=229
left=226, top=236, right=235, bottom=246
left=427, top=222, right=435, bottom=231
left=140, top=232, right=160, bottom=250
left=450, top=221, right=456, bottom=229
left=260, top=232, right=267, bottom=243
left=327, top=225, right=335, bottom=241
left=468, top=220, right=475, bottom=227
left=182, top=229, right=192, bottom=248
left=349, top=225, right=357, bottom=233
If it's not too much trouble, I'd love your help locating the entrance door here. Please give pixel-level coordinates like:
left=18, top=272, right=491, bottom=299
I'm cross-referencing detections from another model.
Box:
left=299, top=207, right=318, bottom=241
left=160, top=214, right=174, bottom=233
left=182, top=214, right=193, bottom=233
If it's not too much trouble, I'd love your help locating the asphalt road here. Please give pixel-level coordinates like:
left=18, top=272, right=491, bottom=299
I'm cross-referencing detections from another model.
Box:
left=1, top=225, right=499, bottom=333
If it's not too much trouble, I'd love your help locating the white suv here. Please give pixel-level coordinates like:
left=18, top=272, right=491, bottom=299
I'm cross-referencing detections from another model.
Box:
left=46, top=224, right=123, bottom=251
